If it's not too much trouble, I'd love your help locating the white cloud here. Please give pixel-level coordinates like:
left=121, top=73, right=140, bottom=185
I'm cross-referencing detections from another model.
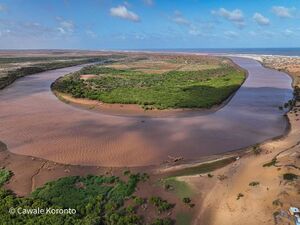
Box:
left=56, top=18, right=75, bottom=34
left=253, top=13, right=270, bottom=26
left=0, top=4, right=7, bottom=12
left=212, top=8, right=245, bottom=28
left=272, top=6, right=295, bottom=18
left=110, top=5, right=140, bottom=22
left=172, top=11, right=190, bottom=26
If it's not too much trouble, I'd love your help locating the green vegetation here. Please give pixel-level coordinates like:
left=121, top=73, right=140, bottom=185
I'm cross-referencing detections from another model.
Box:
left=263, top=158, right=278, bottom=167
left=0, top=141, right=7, bottom=152
left=151, top=218, right=174, bottom=225
left=167, top=157, right=236, bottom=177
left=283, top=173, right=298, bottom=181
left=162, top=178, right=193, bottom=199
left=236, top=193, right=244, bottom=200
left=176, top=212, right=193, bottom=225
left=272, top=199, right=283, bottom=207
left=249, top=181, right=260, bottom=186
left=0, top=170, right=175, bottom=224
left=132, top=196, right=145, bottom=206
left=149, top=196, right=174, bottom=213
left=182, top=197, right=191, bottom=204
left=252, top=144, right=262, bottom=155
left=0, top=168, right=11, bottom=186
left=53, top=58, right=245, bottom=110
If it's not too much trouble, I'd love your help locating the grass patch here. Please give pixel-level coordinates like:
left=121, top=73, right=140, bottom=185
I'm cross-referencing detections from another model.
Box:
left=53, top=57, right=245, bottom=110
left=162, top=177, right=193, bottom=199
left=150, top=218, right=174, bottom=225
left=176, top=212, right=193, bottom=225
left=167, top=157, right=236, bottom=177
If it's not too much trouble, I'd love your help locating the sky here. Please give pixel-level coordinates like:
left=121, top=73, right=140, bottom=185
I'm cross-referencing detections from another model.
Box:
left=0, top=0, right=299, bottom=49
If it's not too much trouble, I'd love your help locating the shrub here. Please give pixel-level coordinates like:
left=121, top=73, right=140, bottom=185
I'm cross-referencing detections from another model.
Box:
left=123, top=170, right=131, bottom=176
left=253, top=145, right=262, bottom=155
left=263, top=158, right=277, bottom=167
left=0, top=169, right=12, bottom=186
left=249, top=181, right=260, bottom=186
left=283, top=173, right=298, bottom=181
left=149, top=196, right=174, bottom=212
left=182, top=197, right=191, bottom=204
left=236, top=193, right=244, bottom=200
left=132, top=196, right=144, bottom=206
left=272, top=199, right=283, bottom=207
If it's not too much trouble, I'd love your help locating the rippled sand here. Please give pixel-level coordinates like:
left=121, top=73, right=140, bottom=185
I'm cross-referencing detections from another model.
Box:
left=0, top=57, right=293, bottom=166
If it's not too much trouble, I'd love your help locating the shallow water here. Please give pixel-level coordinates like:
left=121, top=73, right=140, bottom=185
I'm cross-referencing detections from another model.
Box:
left=0, top=57, right=293, bottom=166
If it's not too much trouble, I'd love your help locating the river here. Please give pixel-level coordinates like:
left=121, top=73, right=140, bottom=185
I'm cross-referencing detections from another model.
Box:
left=0, top=57, right=293, bottom=166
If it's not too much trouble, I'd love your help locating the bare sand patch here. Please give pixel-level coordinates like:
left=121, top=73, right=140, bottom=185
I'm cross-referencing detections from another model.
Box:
left=79, top=74, right=97, bottom=80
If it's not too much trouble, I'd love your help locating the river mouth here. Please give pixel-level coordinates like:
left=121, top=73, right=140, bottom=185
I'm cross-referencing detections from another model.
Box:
left=0, top=56, right=293, bottom=167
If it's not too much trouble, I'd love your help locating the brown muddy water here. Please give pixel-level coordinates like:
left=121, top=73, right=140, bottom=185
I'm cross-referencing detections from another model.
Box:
left=0, top=57, right=293, bottom=166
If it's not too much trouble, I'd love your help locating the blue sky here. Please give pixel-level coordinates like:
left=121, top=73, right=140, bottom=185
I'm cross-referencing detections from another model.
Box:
left=0, top=0, right=299, bottom=49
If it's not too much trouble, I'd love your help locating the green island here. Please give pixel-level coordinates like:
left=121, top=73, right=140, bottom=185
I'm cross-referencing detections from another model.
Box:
left=53, top=55, right=246, bottom=110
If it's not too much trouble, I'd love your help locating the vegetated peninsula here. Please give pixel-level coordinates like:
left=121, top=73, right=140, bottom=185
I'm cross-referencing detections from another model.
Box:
left=52, top=54, right=245, bottom=110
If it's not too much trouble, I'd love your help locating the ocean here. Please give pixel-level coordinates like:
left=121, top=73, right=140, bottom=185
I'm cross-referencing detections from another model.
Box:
left=138, top=48, right=300, bottom=57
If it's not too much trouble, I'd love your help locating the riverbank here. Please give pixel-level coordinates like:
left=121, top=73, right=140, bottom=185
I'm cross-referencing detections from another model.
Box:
left=52, top=89, right=238, bottom=117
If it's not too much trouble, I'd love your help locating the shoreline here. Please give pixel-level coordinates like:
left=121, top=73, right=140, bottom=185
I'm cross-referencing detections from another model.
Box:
left=52, top=89, right=238, bottom=118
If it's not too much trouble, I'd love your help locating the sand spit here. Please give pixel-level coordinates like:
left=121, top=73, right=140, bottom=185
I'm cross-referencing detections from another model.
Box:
left=0, top=57, right=293, bottom=167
